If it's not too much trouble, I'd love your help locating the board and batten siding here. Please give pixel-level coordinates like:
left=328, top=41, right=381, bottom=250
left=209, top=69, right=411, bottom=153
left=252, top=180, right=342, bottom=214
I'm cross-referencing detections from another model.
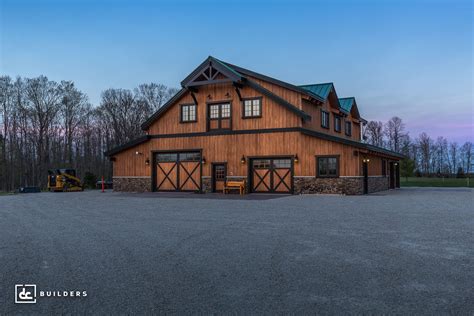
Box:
left=146, top=83, right=302, bottom=135
left=112, top=132, right=364, bottom=178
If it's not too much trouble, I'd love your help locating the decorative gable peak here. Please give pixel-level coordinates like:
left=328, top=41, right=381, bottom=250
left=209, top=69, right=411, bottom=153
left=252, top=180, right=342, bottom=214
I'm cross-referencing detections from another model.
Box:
left=181, top=56, right=244, bottom=88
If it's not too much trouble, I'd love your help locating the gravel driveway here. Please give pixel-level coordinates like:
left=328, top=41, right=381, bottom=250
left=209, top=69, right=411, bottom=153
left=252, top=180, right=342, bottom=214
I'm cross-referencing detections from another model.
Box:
left=1, top=188, right=472, bottom=314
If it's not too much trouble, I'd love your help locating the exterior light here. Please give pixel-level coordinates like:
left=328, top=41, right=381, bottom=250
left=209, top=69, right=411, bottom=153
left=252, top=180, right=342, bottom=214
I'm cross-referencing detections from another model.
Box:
left=394, top=162, right=398, bottom=166
left=294, top=154, right=299, bottom=163
left=240, top=155, right=246, bottom=164
left=202, top=157, right=207, bottom=164
left=145, top=158, right=150, bottom=165
left=135, top=151, right=143, bottom=155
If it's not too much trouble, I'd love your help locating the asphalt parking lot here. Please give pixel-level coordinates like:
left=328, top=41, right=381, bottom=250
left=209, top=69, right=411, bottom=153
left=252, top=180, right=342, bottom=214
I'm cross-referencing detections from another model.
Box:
left=1, top=188, right=473, bottom=314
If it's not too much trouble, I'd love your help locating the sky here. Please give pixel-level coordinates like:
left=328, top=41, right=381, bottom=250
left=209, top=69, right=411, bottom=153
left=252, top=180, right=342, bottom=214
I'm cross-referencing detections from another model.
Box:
left=0, top=0, right=472, bottom=143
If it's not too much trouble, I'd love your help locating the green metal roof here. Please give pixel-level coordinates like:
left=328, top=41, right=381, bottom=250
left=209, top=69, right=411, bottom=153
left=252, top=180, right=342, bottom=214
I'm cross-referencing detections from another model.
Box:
left=298, top=83, right=334, bottom=99
left=338, top=97, right=355, bottom=113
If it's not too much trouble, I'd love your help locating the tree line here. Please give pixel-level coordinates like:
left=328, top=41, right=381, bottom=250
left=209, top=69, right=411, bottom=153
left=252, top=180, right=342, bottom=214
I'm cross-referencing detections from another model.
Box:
left=0, top=75, right=177, bottom=191
left=363, top=117, right=473, bottom=177
left=1, top=75, right=472, bottom=191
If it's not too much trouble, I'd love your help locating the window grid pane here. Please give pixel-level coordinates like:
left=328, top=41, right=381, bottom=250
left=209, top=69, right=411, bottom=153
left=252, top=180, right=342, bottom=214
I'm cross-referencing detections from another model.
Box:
left=243, top=98, right=261, bottom=117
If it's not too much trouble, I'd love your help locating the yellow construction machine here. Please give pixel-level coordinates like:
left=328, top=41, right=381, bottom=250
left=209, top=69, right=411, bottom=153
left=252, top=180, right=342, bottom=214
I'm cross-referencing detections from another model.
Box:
left=47, top=169, right=84, bottom=192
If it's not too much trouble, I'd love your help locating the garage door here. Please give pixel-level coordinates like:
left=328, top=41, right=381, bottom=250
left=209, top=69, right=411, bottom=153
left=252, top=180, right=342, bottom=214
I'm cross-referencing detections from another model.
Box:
left=154, top=151, right=201, bottom=192
left=250, top=158, right=293, bottom=193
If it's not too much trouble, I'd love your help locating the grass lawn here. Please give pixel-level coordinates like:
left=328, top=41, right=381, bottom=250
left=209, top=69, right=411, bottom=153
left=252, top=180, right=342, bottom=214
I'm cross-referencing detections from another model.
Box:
left=401, top=177, right=474, bottom=187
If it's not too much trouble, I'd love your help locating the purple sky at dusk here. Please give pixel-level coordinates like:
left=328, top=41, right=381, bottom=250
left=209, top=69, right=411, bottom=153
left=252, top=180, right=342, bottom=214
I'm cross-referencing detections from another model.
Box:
left=1, top=0, right=472, bottom=143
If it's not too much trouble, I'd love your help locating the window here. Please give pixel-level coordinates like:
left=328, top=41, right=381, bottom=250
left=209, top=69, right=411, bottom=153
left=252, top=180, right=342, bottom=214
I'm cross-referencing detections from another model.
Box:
left=179, top=152, right=201, bottom=161
left=382, top=160, right=387, bottom=176
left=208, top=102, right=231, bottom=130
left=180, top=104, right=196, bottom=122
left=252, top=159, right=271, bottom=169
left=273, top=159, right=292, bottom=169
left=321, top=110, right=330, bottom=129
left=345, top=120, right=352, bottom=136
left=316, top=156, right=339, bottom=177
left=243, top=98, right=262, bottom=118
left=334, top=115, right=341, bottom=132
left=156, top=153, right=178, bottom=162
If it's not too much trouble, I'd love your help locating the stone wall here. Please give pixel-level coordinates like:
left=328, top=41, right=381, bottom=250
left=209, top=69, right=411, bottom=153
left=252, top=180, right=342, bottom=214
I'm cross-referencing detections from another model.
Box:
left=368, top=176, right=389, bottom=193
left=113, top=177, right=151, bottom=192
left=113, top=175, right=390, bottom=195
left=202, top=177, right=212, bottom=193
left=294, top=177, right=364, bottom=195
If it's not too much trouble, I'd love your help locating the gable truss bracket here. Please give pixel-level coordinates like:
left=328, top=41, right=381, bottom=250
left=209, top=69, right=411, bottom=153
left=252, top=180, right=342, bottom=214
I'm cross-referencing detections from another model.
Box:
left=190, top=91, right=198, bottom=105
left=233, top=83, right=243, bottom=101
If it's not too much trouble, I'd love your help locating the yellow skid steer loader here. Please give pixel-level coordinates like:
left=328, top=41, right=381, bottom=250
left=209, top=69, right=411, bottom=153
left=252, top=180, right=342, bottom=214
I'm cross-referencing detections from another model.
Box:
left=47, top=169, right=84, bottom=192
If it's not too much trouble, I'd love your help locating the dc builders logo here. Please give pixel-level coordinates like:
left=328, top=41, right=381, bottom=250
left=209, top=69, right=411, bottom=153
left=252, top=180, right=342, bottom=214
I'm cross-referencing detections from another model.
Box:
left=15, top=284, right=87, bottom=304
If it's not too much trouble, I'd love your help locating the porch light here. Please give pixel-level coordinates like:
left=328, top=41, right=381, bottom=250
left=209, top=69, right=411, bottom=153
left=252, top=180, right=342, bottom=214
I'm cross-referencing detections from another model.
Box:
left=135, top=151, right=143, bottom=155
left=294, top=154, right=299, bottom=163
left=145, top=158, right=150, bottom=165
left=394, top=162, right=398, bottom=166
left=202, top=157, right=207, bottom=164
left=240, top=155, right=246, bottom=164
left=363, top=158, right=370, bottom=163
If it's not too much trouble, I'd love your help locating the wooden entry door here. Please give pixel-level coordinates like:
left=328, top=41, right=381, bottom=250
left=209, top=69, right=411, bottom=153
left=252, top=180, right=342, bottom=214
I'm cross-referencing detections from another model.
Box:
left=250, top=158, right=293, bottom=193
left=212, top=163, right=226, bottom=192
left=155, top=151, right=201, bottom=192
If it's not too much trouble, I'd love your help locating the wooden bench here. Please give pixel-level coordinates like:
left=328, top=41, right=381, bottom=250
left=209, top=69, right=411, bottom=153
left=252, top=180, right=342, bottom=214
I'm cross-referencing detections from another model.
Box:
left=223, top=180, right=246, bottom=195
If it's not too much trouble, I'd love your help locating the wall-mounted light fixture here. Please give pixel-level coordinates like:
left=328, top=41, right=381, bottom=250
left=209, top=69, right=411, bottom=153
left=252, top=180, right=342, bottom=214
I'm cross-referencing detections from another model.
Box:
left=363, top=158, right=370, bottom=163
left=225, top=92, right=231, bottom=98
left=240, top=155, right=246, bottom=164
left=135, top=151, right=143, bottom=156
left=202, top=157, right=207, bottom=164
left=294, top=154, right=299, bottom=163
left=207, top=94, right=212, bottom=100
left=394, top=162, right=398, bottom=166
left=145, top=158, right=150, bottom=165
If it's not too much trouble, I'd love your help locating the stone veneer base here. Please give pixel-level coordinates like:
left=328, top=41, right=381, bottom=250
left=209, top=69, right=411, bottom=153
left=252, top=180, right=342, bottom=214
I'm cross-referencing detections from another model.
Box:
left=113, top=176, right=390, bottom=195
left=113, top=177, right=151, bottom=192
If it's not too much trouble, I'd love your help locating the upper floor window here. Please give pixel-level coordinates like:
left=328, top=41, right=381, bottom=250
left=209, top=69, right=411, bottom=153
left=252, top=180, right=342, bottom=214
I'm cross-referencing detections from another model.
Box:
left=316, top=156, right=339, bottom=178
left=242, top=98, right=262, bottom=118
left=321, top=110, right=330, bottom=129
left=334, top=115, right=341, bottom=132
left=345, top=120, right=352, bottom=136
left=208, top=102, right=231, bottom=130
left=180, top=104, right=196, bottom=123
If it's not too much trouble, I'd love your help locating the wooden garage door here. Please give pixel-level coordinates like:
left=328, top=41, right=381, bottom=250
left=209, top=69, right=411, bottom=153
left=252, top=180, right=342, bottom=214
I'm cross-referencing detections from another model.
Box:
left=155, top=152, right=201, bottom=192
left=251, top=158, right=293, bottom=193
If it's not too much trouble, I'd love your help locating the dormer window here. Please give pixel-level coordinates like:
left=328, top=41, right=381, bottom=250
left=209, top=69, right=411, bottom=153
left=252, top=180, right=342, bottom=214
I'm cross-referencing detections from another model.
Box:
left=242, top=98, right=262, bottom=118
left=334, top=115, right=341, bottom=132
left=180, top=104, right=196, bottom=123
left=321, top=110, right=330, bottom=129
left=345, top=120, right=352, bottom=136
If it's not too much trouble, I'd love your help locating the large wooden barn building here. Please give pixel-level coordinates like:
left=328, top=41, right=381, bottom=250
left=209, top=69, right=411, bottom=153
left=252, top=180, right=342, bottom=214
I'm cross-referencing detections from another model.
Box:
left=106, top=57, right=402, bottom=194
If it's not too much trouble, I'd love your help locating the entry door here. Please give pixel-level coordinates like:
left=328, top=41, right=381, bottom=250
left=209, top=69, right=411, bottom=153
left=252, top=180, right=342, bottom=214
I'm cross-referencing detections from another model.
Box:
left=251, top=158, right=293, bottom=193
left=155, top=151, right=201, bottom=192
left=212, top=163, right=226, bottom=192
left=362, top=161, right=368, bottom=194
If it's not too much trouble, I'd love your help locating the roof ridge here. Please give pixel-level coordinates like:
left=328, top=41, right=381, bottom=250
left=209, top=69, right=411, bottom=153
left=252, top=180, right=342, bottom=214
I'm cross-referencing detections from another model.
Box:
left=298, top=82, right=334, bottom=87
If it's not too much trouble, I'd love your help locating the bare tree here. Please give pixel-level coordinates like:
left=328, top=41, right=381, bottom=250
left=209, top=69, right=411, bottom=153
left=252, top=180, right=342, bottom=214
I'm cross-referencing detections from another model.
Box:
left=449, top=142, right=458, bottom=175
left=461, top=142, right=473, bottom=174
left=364, top=121, right=384, bottom=147
left=418, top=132, right=433, bottom=174
left=384, top=116, right=405, bottom=153
left=135, top=83, right=178, bottom=112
